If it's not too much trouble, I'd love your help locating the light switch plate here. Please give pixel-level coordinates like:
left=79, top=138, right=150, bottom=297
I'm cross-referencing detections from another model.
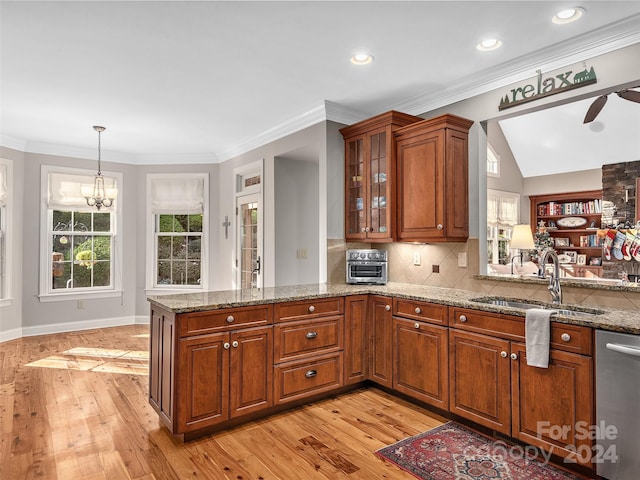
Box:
left=413, top=252, right=421, bottom=266
left=458, top=252, right=467, bottom=268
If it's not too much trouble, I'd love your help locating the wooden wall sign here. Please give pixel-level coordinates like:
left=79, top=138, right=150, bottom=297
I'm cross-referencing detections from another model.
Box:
left=499, top=66, right=597, bottom=111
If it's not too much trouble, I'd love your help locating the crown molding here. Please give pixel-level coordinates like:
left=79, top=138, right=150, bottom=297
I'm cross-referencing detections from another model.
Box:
left=0, top=135, right=27, bottom=152
left=391, top=14, right=640, bottom=116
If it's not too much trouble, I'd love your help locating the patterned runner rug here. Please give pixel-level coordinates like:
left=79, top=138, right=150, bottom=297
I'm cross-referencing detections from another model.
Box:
left=375, top=422, right=584, bottom=480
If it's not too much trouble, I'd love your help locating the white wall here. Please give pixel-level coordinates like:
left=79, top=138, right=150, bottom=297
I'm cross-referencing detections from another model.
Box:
left=275, top=157, right=319, bottom=286
left=326, top=121, right=346, bottom=239
left=216, top=123, right=328, bottom=290
left=523, top=169, right=602, bottom=196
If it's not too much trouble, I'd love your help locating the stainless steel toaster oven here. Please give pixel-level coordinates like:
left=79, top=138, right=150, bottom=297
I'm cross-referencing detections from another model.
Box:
left=346, top=249, right=388, bottom=285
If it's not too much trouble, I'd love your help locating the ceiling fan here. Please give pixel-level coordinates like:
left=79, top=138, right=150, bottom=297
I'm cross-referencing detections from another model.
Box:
left=583, top=86, right=640, bottom=123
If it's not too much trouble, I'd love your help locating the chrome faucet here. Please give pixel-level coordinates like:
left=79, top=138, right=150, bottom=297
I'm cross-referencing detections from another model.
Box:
left=538, top=249, right=562, bottom=304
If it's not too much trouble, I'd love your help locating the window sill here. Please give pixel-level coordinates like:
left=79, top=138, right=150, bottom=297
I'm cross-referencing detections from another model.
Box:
left=38, top=290, right=123, bottom=303
left=145, top=287, right=205, bottom=296
left=0, top=298, right=14, bottom=308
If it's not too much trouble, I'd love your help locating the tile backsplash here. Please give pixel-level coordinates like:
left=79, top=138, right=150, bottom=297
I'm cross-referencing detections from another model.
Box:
left=327, top=238, right=640, bottom=311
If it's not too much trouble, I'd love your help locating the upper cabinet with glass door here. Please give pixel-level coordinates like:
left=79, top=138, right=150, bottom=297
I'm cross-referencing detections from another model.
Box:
left=340, top=111, right=422, bottom=242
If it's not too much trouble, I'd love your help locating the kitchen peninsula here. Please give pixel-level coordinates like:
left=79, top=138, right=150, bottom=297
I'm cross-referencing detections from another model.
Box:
left=148, top=282, right=640, bottom=473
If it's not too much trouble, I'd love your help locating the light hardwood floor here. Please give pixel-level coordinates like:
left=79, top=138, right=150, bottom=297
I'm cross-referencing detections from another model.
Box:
left=0, top=324, right=446, bottom=479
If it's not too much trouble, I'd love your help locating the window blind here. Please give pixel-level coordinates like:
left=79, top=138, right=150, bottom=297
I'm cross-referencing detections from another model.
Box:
left=150, top=176, right=204, bottom=214
left=48, top=172, right=117, bottom=211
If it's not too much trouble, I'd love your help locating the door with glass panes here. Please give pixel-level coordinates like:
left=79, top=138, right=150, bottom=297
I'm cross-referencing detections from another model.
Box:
left=236, top=193, right=262, bottom=289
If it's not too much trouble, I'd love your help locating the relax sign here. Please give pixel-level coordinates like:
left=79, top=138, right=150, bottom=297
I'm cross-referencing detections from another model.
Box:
left=499, top=66, right=597, bottom=111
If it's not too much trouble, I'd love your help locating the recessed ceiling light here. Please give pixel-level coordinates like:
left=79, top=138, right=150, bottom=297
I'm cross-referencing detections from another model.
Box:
left=552, top=7, right=585, bottom=24
left=350, top=53, right=373, bottom=65
left=476, top=38, right=502, bottom=52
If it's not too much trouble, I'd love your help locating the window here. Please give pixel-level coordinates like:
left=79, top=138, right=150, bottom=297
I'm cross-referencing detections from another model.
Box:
left=155, top=214, right=203, bottom=286
left=487, top=189, right=520, bottom=265
left=487, top=143, right=500, bottom=177
left=40, top=166, right=122, bottom=300
left=147, top=174, right=208, bottom=290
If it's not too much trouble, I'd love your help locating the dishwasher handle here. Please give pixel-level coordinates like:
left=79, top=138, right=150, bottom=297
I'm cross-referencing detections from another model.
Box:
left=606, top=342, right=640, bottom=357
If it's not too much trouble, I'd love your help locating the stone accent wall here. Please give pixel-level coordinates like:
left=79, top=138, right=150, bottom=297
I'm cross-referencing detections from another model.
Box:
left=602, top=159, right=640, bottom=279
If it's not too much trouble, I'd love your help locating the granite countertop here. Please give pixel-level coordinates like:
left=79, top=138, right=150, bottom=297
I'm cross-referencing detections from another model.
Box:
left=147, top=282, right=640, bottom=335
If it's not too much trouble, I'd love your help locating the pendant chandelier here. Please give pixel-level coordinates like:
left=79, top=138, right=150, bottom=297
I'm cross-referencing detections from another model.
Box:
left=83, top=125, right=116, bottom=210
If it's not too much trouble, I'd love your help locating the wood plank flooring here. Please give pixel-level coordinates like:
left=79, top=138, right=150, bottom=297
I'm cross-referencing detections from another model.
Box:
left=0, top=325, right=446, bottom=479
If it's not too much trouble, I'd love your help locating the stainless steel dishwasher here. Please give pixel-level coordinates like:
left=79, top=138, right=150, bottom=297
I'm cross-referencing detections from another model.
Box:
left=596, top=330, right=640, bottom=480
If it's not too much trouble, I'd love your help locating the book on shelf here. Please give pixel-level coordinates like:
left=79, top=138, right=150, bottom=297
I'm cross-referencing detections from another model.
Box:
left=537, top=199, right=601, bottom=216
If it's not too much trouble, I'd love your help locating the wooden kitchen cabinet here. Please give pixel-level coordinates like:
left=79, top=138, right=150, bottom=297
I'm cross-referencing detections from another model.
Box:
left=149, top=306, right=176, bottom=428
left=177, top=325, right=273, bottom=433
left=393, top=317, right=449, bottom=410
left=449, top=307, right=595, bottom=468
left=340, top=111, right=422, bottom=242
left=369, top=295, right=393, bottom=388
left=273, top=297, right=345, bottom=404
left=394, top=114, right=473, bottom=242
left=345, top=295, right=369, bottom=384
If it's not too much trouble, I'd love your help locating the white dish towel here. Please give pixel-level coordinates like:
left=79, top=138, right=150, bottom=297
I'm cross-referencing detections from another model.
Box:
left=525, top=308, right=556, bottom=368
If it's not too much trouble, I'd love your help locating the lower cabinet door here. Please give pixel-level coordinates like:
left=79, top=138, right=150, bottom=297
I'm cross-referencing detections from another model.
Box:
left=449, top=329, right=511, bottom=434
left=369, top=296, right=393, bottom=388
left=511, top=343, right=594, bottom=468
left=177, top=332, right=230, bottom=433
left=230, top=326, right=273, bottom=419
left=393, top=318, right=448, bottom=409
left=274, top=352, right=343, bottom=404
left=345, top=295, right=369, bottom=384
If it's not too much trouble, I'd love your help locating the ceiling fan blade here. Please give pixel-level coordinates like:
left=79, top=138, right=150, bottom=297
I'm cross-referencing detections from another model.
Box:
left=617, top=89, right=640, bottom=103
left=583, top=95, right=608, bottom=123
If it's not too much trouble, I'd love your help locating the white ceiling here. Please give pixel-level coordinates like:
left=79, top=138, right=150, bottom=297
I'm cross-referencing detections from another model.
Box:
left=2, top=1, right=640, bottom=165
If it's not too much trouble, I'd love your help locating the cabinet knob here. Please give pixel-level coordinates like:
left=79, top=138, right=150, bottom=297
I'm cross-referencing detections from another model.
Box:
left=385, top=305, right=391, bottom=311
left=232, top=341, right=239, bottom=348
left=306, top=331, right=318, bottom=339
left=308, top=305, right=315, bottom=313
left=414, top=322, right=420, bottom=329
left=500, top=351, right=508, bottom=358
left=561, top=333, right=571, bottom=342
left=305, top=370, right=317, bottom=378
left=510, top=353, right=518, bottom=360
left=437, top=224, right=444, bottom=230
left=226, top=315, right=235, bottom=323
left=361, top=227, right=366, bottom=233
left=414, top=307, right=422, bottom=314
left=459, top=314, right=467, bottom=322
left=223, top=342, right=230, bottom=350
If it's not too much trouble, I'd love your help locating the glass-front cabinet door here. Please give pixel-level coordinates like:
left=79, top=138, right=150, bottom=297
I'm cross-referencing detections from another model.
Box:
left=344, top=129, right=392, bottom=241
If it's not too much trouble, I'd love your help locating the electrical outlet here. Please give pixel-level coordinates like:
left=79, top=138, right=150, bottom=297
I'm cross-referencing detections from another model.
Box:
left=458, top=252, right=467, bottom=268
left=296, top=248, right=308, bottom=259
left=77, top=300, right=85, bottom=309
left=413, top=251, right=421, bottom=266
left=432, top=264, right=440, bottom=273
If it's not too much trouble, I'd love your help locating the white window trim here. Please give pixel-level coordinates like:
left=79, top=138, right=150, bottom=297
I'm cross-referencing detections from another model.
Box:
left=39, top=165, right=123, bottom=302
left=0, top=159, right=13, bottom=307
left=145, top=173, right=209, bottom=293
left=487, top=142, right=500, bottom=178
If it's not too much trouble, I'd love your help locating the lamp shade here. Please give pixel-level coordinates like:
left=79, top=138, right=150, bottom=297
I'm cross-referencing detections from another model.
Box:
left=510, top=224, right=535, bottom=249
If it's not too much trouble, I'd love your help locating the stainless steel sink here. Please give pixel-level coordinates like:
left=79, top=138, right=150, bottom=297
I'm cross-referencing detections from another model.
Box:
left=470, top=297, right=604, bottom=317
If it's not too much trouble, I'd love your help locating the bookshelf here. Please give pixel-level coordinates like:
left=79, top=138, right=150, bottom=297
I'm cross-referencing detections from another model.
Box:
left=529, top=189, right=604, bottom=278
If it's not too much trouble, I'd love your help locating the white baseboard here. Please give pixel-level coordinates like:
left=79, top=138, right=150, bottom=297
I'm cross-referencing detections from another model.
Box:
left=1, top=315, right=150, bottom=343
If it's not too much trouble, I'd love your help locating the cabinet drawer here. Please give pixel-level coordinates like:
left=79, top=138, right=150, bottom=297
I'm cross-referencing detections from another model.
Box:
left=274, top=353, right=343, bottom=404
left=450, top=307, right=524, bottom=340
left=274, top=316, right=343, bottom=363
left=550, top=323, right=592, bottom=355
left=180, top=305, right=273, bottom=337
left=275, top=297, right=344, bottom=323
left=394, top=298, right=447, bottom=325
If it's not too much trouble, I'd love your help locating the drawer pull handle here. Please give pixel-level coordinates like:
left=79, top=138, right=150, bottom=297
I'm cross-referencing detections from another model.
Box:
left=226, top=315, right=235, bottom=323
left=414, top=322, right=420, bottom=329
left=414, top=307, right=422, bottom=314
left=232, top=341, right=239, bottom=348
left=305, top=370, right=317, bottom=378
left=459, top=314, right=467, bottom=322
left=561, top=333, right=571, bottom=342
left=500, top=351, right=508, bottom=358
left=308, top=305, right=315, bottom=313
left=306, top=331, right=318, bottom=339
left=385, top=305, right=391, bottom=311
left=223, top=342, right=230, bottom=350
left=510, top=353, right=518, bottom=360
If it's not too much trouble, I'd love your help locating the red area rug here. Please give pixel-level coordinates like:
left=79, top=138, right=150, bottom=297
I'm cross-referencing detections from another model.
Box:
left=375, top=422, right=583, bottom=480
